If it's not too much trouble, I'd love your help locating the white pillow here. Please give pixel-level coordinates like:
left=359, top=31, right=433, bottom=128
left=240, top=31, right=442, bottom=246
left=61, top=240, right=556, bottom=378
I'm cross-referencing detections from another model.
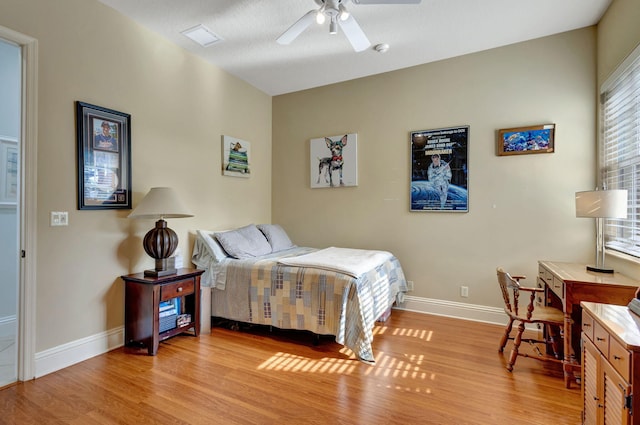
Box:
left=257, top=224, right=295, bottom=252
left=197, top=230, right=229, bottom=262
left=214, top=224, right=272, bottom=259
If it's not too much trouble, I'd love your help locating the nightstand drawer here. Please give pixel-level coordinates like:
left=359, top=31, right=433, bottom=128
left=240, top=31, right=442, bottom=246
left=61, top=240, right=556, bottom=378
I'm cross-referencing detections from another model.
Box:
left=160, top=279, right=194, bottom=301
left=609, top=336, right=631, bottom=381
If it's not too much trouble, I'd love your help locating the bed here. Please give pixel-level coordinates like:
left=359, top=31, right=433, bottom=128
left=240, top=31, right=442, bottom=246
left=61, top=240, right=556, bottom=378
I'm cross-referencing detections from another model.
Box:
left=191, top=224, right=408, bottom=363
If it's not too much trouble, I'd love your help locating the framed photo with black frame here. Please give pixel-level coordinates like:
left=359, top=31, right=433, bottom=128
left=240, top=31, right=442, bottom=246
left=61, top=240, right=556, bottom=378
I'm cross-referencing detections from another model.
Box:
left=410, top=125, right=469, bottom=212
left=76, top=101, right=132, bottom=210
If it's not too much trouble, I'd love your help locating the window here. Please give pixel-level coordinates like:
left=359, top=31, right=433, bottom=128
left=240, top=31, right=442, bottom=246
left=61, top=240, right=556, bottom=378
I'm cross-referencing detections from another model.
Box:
left=601, top=45, right=640, bottom=257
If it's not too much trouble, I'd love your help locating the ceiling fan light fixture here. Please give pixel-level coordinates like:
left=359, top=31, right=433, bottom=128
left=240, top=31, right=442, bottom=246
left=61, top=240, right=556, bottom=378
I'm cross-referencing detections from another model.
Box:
left=329, top=17, right=338, bottom=34
left=316, top=11, right=326, bottom=24
left=338, top=4, right=350, bottom=21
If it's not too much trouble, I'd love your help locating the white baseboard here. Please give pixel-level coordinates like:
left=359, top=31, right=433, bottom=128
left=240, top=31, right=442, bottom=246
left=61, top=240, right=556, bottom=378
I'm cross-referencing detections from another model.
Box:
left=0, top=315, right=17, bottom=338
left=31, top=295, right=515, bottom=378
left=35, top=327, right=123, bottom=378
left=395, top=295, right=509, bottom=325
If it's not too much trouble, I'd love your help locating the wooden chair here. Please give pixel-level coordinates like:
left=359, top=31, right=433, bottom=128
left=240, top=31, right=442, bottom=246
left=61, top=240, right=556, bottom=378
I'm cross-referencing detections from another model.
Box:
left=496, top=267, right=565, bottom=372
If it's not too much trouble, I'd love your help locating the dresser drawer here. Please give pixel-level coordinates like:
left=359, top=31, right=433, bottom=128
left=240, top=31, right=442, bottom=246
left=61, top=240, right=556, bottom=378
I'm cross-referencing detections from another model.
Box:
left=160, top=278, right=194, bottom=301
left=593, top=321, right=610, bottom=356
left=608, top=336, right=631, bottom=381
left=582, top=310, right=594, bottom=342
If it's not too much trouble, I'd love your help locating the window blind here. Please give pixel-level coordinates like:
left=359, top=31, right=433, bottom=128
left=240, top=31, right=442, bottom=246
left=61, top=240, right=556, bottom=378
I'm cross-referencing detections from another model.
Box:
left=601, top=45, right=640, bottom=257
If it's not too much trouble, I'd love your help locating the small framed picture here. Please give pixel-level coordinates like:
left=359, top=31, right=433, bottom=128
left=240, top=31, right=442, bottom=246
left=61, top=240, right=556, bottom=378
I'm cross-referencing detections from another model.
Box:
left=76, top=101, right=132, bottom=210
left=222, top=135, right=251, bottom=178
left=497, top=124, right=555, bottom=156
left=310, top=133, right=358, bottom=188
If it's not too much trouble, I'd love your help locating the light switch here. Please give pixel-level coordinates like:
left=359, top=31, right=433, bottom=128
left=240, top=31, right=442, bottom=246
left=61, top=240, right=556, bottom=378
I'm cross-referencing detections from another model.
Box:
left=50, top=211, right=69, bottom=226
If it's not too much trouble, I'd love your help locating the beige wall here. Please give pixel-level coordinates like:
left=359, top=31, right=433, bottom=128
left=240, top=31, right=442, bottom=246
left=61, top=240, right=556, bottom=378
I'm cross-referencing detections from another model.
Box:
left=0, top=0, right=272, bottom=352
left=595, top=0, right=640, bottom=278
left=597, top=0, right=640, bottom=85
left=273, top=28, right=598, bottom=308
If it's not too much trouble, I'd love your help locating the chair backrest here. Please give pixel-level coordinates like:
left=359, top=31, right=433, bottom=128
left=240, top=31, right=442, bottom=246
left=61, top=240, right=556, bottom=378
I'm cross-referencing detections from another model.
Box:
left=497, top=267, right=520, bottom=316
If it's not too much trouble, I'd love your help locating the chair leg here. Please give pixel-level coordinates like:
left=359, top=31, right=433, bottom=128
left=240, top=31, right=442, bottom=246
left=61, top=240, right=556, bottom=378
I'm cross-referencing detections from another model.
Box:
left=546, top=324, right=561, bottom=359
left=507, top=321, right=525, bottom=372
left=499, top=317, right=514, bottom=352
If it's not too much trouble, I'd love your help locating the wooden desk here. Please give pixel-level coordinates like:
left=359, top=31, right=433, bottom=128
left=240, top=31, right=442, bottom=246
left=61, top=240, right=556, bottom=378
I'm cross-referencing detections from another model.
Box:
left=538, top=261, right=639, bottom=388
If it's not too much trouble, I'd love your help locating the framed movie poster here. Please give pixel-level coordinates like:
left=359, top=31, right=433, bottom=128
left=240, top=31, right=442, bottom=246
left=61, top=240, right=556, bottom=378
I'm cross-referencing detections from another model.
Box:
left=410, top=126, right=469, bottom=212
left=76, top=101, right=131, bottom=210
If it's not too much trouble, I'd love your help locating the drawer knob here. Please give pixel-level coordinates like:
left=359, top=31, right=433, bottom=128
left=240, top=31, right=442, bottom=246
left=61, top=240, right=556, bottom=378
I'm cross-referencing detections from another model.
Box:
left=597, top=337, right=606, bottom=342
left=614, top=355, right=622, bottom=360
left=583, top=323, right=591, bottom=327
left=177, top=287, right=183, bottom=292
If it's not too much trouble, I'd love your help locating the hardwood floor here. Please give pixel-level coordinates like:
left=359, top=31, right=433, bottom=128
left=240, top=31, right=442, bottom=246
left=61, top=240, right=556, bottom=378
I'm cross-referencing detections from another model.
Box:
left=0, top=310, right=581, bottom=424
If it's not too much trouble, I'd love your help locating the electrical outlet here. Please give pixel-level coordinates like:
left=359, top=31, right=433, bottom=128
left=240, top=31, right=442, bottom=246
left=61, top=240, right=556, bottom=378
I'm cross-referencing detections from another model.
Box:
left=50, top=211, right=69, bottom=226
left=460, top=286, right=469, bottom=297
left=407, top=281, right=414, bottom=291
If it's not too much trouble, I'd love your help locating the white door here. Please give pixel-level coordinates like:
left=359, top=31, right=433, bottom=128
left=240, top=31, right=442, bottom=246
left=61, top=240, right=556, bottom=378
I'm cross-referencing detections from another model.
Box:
left=0, top=37, right=21, bottom=387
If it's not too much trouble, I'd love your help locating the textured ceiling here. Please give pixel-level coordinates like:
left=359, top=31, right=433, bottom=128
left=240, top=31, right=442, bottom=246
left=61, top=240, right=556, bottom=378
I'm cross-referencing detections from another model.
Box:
left=98, top=0, right=612, bottom=96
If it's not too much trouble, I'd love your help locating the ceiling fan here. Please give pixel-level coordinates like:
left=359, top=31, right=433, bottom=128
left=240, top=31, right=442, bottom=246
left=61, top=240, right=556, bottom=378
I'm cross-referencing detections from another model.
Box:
left=276, top=0, right=422, bottom=52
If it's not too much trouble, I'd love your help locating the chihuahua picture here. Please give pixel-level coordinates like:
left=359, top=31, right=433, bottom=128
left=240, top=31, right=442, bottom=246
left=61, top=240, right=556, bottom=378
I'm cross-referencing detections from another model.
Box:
left=317, top=134, right=348, bottom=187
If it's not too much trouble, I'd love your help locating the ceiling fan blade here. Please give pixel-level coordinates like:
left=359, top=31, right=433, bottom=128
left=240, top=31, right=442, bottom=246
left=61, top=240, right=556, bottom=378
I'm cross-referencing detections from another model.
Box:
left=352, top=0, right=421, bottom=4
left=338, top=15, right=371, bottom=52
left=276, top=10, right=317, bottom=45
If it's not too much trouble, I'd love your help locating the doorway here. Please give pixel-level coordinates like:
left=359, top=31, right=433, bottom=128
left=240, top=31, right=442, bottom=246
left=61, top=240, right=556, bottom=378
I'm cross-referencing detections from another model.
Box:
left=0, top=37, right=21, bottom=387
left=0, top=24, right=37, bottom=384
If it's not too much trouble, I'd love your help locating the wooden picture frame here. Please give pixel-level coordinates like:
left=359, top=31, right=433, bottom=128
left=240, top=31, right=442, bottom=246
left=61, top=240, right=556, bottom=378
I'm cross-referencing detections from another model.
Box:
left=76, top=101, right=132, bottom=210
left=497, top=124, right=555, bottom=156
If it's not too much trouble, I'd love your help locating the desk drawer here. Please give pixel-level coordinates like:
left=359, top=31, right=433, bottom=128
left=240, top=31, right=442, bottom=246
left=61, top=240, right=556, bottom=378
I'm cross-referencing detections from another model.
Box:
left=608, top=336, right=631, bottom=381
left=538, top=265, right=552, bottom=287
left=551, top=277, right=564, bottom=301
left=582, top=310, right=594, bottom=342
left=160, top=278, right=194, bottom=301
left=593, top=321, right=610, bottom=357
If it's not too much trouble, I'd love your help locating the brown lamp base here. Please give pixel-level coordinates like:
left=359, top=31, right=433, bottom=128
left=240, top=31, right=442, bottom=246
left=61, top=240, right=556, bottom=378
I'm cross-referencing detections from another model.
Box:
left=144, top=268, right=177, bottom=278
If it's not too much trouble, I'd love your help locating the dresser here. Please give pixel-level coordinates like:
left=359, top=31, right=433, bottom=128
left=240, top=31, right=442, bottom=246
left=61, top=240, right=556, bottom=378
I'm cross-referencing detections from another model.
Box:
left=538, top=261, right=639, bottom=388
left=581, top=301, right=640, bottom=424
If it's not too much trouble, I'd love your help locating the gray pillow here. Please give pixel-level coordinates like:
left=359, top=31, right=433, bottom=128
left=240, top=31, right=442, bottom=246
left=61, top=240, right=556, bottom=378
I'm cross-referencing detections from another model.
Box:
left=200, top=230, right=229, bottom=262
left=258, top=224, right=295, bottom=252
left=214, top=224, right=272, bottom=259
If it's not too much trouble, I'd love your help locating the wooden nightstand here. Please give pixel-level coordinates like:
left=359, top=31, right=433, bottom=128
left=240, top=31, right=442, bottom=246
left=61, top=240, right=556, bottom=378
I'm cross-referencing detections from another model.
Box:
left=122, top=268, right=204, bottom=355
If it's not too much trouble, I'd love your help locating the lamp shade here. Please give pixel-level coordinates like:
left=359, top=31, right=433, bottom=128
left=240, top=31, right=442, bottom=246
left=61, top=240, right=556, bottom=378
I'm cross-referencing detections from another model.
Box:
left=575, top=189, right=628, bottom=219
left=128, top=187, right=193, bottom=277
left=128, top=187, right=193, bottom=219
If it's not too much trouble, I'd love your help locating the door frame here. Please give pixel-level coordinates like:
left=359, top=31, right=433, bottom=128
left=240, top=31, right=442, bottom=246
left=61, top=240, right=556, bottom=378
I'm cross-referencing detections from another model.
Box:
left=0, top=25, right=38, bottom=381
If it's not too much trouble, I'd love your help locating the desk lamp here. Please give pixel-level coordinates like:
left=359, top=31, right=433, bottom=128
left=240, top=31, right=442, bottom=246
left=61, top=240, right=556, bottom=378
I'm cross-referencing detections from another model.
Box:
left=575, top=189, right=627, bottom=273
left=128, top=187, right=193, bottom=277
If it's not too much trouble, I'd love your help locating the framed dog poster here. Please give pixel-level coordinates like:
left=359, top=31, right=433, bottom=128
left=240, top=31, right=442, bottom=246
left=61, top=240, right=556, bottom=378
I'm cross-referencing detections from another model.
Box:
left=410, top=126, right=469, bottom=212
left=310, top=133, right=357, bottom=188
left=222, top=135, right=251, bottom=178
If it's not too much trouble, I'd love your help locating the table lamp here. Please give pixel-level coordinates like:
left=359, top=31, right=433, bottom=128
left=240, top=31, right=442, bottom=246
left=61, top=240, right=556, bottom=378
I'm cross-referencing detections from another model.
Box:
left=128, top=187, right=194, bottom=277
left=575, top=189, right=627, bottom=273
